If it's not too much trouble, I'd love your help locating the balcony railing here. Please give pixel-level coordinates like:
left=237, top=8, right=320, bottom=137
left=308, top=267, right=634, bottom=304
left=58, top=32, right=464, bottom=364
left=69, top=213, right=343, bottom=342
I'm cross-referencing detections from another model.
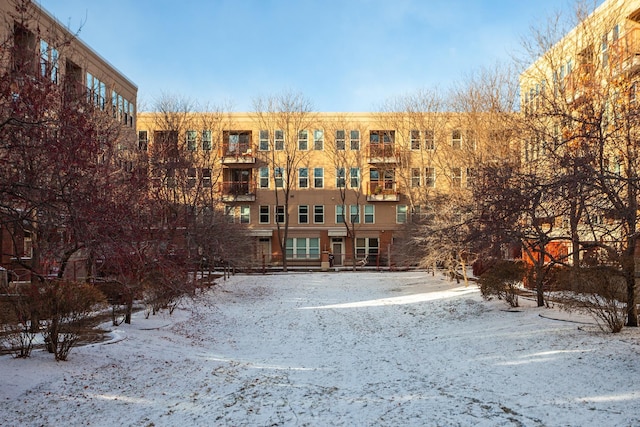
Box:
left=219, top=180, right=256, bottom=202
left=368, top=144, right=398, bottom=163
left=611, top=27, right=640, bottom=73
left=366, top=182, right=399, bottom=201
left=221, top=143, right=255, bottom=164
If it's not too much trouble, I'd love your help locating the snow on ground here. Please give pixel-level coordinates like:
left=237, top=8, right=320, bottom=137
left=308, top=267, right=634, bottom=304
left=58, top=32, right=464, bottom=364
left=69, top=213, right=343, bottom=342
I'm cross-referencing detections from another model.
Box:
left=1, top=271, right=640, bottom=426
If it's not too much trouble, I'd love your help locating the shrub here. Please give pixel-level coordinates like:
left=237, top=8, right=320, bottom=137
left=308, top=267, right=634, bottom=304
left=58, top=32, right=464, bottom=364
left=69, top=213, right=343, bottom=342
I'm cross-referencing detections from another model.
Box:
left=38, top=280, right=106, bottom=361
left=478, top=260, right=525, bottom=308
left=555, top=266, right=626, bottom=333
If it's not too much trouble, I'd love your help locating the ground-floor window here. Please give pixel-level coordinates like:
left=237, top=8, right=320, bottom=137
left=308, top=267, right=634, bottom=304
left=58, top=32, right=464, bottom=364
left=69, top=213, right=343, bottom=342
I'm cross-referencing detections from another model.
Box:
left=356, top=237, right=379, bottom=263
left=285, top=237, right=320, bottom=259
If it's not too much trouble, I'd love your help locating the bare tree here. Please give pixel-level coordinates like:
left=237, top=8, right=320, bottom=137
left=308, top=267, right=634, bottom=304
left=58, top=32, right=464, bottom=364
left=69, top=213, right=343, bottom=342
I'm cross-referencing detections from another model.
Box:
left=252, top=91, right=316, bottom=271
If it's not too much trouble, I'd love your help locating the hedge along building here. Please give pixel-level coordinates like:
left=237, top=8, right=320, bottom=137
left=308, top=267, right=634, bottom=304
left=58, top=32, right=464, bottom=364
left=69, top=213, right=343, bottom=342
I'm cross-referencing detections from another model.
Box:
left=0, top=0, right=138, bottom=282
left=136, top=109, right=514, bottom=270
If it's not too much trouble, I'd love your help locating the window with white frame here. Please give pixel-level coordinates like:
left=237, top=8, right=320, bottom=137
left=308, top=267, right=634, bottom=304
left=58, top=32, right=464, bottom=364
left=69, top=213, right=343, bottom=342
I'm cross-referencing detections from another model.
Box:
left=410, top=130, right=420, bottom=150
left=240, top=205, right=250, bottom=224
left=285, top=237, right=320, bottom=259
left=350, top=167, right=360, bottom=188
left=202, top=168, right=212, bottom=188
left=396, top=205, right=408, bottom=223
left=259, top=167, right=269, bottom=188
left=314, top=205, right=324, bottom=223
left=259, top=130, right=269, bottom=151
left=350, top=205, right=360, bottom=223
left=313, top=129, right=324, bottom=150
left=202, top=130, right=212, bottom=150
left=336, top=167, right=346, bottom=188
left=411, top=168, right=421, bottom=187
left=314, top=167, right=324, bottom=188
left=275, top=205, right=285, bottom=223
left=356, top=237, right=378, bottom=262
left=451, top=167, right=462, bottom=188
left=336, top=130, right=346, bottom=150
left=259, top=205, right=270, bottom=224
left=275, top=130, right=284, bottom=150
left=364, top=205, right=375, bottom=224
left=187, top=167, right=197, bottom=188
left=40, top=39, right=58, bottom=83
left=336, top=205, right=345, bottom=223
left=425, top=129, right=435, bottom=150
left=350, top=130, right=360, bottom=150
left=274, top=167, right=285, bottom=188
left=466, top=167, right=474, bottom=188
left=186, top=130, right=197, bottom=151
left=451, top=129, right=462, bottom=149
left=298, top=130, right=308, bottom=150
left=299, top=167, right=309, bottom=188
left=298, top=205, right=309, bottom=224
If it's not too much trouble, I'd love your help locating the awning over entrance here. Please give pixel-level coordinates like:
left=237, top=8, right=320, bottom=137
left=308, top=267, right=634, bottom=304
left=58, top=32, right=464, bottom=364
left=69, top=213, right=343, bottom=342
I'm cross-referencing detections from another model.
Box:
left=248, top=229, right=273, bottom=237
left=328, top=229, right=347, bottom=237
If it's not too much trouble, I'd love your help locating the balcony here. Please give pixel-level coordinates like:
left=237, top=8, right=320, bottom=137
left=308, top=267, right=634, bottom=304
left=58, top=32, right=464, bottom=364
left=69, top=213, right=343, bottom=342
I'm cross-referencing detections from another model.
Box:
left=366, top=182, right=399, bottom=202
left=220, top=143, right=255, bottom=165
left=219, top=181, right=256, bottom=202
left=368, top=144, right=398, bottom=163
left=564, top=63, right=595, bottom=103
left=610, top=27, right=640, bottom=75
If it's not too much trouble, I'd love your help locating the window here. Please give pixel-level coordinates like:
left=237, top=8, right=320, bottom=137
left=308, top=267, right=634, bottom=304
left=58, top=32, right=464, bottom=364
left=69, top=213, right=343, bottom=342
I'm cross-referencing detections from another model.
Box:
left=298, top=205, right=309, bottom=224
left=424, top=130, right=435, bottom=150
left=274, top=167, right=284, bottom=188
left=410, top=130, right=420, bottom=150
left=425, top=167, right=436, bottom=188
left=356, top=237, right=379, bottom=263
left=259, top=205, right=270, bottom=224
left=285, top=237, right=320, bottom=259
left=451, top=130, right=462, bottom=149
left=259, top=130, right=269, bottom=151
left=225, top=131, right=250, bottom=154
left=466, top=167, right=474, bottom=188
left=364, top=205, right=375, bottom=224
left=314, top=205, right=324, bottom=223
left=298, top=130, right=308, bottom=150
left=202, top=168, right=212, bottom=188
left=336, top=130, right=346, bottom=150
left=299, top=167, right=309, bottom=188
left=350, top=167, right=360, bottom=188
left=350, top=205, right=360, bottom=224
left=259, top=167, right=269, bottom=188
left=336, top=205, right=345, bottom=223
left=187, top=130, right=197, bottom=151
left=336, top=167, right=346, bottom=188
left=187, top=167, right=197, bottom=188
left=225, top=206, right=235, bottom=223
left=240, top=205, right=250, bottom=224
left=138, top=131, right=148, bottom=151
left=602, top=33, right=608, bottom=68
left=396, top=205, right=408, bottom=224
left=314, top=167, right=324, bottom=188
left=411, top=168, right=421, bottom=187
left=350, top=130, right=360, bottom=150
left=275, top=205, right=285, bottom=223
left=452, top=167, right=462, bottom=188
left=23, top=231, right=33, bottom=258
left=275, top=130, right=284, bottom=150
left=40, top=39, right=58, bottom=82
left=202, top=130, right=212, bottom=150
left=314, top=129, right=324, bottom=150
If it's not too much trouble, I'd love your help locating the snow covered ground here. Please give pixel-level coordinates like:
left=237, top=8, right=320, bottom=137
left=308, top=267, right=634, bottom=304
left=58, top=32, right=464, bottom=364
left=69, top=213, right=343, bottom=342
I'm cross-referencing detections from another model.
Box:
left=2, top=271, right=640, bottom=426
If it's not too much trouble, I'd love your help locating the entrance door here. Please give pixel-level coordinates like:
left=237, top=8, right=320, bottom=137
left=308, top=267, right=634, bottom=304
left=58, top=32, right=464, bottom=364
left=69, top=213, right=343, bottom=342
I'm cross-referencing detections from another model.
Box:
left=331, top=239, right=343, bottom=266
left=257, top=237, right=271, bottom=264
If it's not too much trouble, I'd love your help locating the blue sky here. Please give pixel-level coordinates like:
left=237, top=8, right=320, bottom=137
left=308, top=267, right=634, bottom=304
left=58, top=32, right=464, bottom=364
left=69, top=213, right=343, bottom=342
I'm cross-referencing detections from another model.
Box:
left=37, top=0, right=585, bottom=112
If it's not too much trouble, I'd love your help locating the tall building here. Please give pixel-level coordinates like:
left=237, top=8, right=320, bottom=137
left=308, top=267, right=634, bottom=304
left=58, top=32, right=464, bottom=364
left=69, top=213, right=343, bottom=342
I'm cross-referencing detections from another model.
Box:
left=137, top=111, right=512, bottom=269
left=0, top=0, right=138, bottom=282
